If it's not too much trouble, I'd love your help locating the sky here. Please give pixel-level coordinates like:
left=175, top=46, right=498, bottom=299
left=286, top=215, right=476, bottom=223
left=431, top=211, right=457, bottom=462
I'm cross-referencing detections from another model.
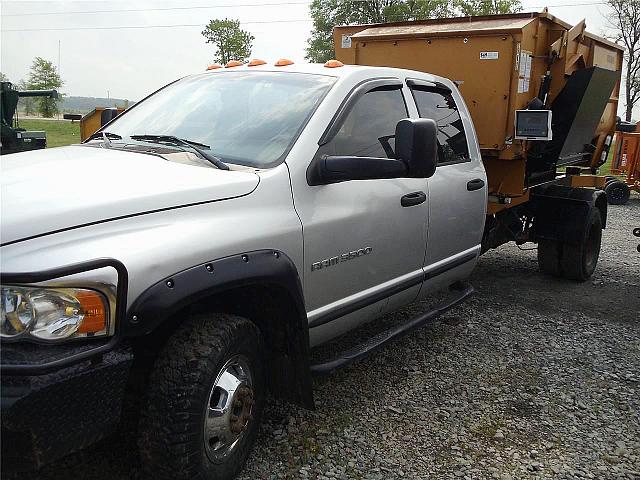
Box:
left=0, top=0, right=620, bottom=103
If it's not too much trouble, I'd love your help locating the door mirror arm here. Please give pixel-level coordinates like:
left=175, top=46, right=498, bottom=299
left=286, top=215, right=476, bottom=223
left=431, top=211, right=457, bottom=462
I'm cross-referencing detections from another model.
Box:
left=307, top=155, right=407, bottom=186
left=306, top=118, right=438, bottom=185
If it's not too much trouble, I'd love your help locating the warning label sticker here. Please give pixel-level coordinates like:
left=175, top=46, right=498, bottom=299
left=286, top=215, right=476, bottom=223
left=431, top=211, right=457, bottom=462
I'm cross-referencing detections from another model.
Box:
left=480, top=51, right=499, bottom=60
left=341, top=35, right=352, bottom=49
left=517, top=50, right=533, bottom=93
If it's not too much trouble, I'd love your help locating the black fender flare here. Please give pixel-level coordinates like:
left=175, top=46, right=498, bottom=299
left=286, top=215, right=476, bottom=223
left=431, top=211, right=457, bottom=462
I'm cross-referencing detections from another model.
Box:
left=531, top=185, right=607, bottom=244
left=126, top=249, right=313, bottom=407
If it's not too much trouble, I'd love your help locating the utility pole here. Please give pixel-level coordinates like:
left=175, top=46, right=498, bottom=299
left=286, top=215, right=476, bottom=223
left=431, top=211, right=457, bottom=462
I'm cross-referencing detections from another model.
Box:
left=58, top=40, right=61, bottom=119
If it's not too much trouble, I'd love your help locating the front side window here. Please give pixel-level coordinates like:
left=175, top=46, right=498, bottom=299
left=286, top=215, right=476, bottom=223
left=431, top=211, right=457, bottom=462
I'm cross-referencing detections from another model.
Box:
left=105, top=71, right=336, bottom=168
left=325, top=88, right=408, bottom=159
left=411, top=88, right=470, bottom=165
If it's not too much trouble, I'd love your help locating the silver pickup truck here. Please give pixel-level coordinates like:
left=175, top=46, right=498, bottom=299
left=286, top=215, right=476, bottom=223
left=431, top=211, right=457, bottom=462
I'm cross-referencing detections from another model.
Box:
left=0, top=62, right=486, bottom=479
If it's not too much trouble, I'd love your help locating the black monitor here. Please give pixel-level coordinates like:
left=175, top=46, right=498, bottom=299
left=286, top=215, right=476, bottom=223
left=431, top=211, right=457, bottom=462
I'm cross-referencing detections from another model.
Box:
left=514, top=110, right=552, bottom=141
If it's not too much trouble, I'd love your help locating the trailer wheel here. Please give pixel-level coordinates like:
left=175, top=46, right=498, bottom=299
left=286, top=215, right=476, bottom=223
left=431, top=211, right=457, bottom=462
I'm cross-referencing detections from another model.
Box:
left=604, top=180, right=630, bottom=205
left=139, top=313, right=264, bottom=480
left=537, top=239, right=562, bottom=277
left=560, top=208, right=602, bottom=281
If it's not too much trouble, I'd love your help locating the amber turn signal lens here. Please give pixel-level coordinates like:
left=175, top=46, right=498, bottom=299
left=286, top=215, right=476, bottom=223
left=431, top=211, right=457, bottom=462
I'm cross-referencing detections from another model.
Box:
left=206, top=64, right=223, bottom=70
left=225, top=60, right=243, bottom=68
left=274, top=58, right=294, bottom=66
left=248, top=59, right=266, bottom=66
left=76, top=290, right=107, bottom=334
left=324, top=59, right=344, bottom=68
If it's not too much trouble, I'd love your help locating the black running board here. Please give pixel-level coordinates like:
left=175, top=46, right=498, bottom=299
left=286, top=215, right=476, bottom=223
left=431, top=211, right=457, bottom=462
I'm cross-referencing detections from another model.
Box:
left=310, top=283, right=474, bottom=375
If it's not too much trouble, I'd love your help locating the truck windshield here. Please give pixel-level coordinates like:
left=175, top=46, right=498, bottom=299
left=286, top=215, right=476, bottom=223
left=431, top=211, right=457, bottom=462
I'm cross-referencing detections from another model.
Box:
left=105, top=71, right=336, bottom=168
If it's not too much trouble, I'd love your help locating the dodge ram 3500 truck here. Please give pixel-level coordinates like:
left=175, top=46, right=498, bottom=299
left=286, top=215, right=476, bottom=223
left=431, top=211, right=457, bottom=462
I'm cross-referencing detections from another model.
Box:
left=2, top=61, right=488, bottom=478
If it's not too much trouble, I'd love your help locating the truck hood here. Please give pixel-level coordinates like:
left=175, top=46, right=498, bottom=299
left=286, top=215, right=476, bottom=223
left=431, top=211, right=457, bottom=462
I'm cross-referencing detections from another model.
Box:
left=1, top=146, right=259, bottom=245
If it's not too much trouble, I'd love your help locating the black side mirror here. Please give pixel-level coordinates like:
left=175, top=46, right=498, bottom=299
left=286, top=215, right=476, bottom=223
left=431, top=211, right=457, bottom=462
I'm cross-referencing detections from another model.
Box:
left=395, top=118, right=438, bottom=178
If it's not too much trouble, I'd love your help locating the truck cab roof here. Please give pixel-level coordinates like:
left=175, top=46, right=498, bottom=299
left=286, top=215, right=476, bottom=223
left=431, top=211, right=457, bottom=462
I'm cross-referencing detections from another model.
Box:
left=201, top=61, right=455, bottom=89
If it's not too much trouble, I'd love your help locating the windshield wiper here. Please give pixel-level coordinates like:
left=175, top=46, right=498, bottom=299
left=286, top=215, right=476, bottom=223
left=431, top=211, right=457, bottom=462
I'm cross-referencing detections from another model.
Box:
left=87, top=131, right=122, bottom=142
left=130, top=134, right=229, bottom=170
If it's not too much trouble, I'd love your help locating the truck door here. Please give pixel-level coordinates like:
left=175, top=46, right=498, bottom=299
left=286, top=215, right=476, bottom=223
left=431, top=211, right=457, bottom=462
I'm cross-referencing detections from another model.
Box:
left=292, top=79, right=429, bottom=344
left=407, top=80, right=487, bottom=287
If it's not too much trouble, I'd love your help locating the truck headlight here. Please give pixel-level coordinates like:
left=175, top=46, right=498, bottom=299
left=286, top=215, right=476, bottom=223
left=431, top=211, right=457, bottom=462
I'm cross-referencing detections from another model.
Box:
left=1, top=286, right=110, bottom=341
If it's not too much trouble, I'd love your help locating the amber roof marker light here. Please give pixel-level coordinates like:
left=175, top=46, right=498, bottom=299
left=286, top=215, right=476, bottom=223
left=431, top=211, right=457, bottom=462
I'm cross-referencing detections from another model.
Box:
left=274, top=58, right=294, bottom=66
left=206, top=64, right=223, bottom=70
left=324, top=59, right=344, bottom=68
left=248, top=59, right=267, bottom=66
left=225, top=60, right=243, bottom=68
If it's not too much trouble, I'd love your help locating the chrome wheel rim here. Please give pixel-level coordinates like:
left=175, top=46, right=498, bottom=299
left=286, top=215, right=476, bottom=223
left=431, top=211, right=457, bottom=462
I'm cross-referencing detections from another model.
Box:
left=203, top=355, right=254, bottom=463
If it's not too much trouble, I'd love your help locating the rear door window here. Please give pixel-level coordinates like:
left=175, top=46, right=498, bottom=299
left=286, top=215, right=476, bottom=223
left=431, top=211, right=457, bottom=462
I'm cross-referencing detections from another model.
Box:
left=410, top=87, right=470, bottom=165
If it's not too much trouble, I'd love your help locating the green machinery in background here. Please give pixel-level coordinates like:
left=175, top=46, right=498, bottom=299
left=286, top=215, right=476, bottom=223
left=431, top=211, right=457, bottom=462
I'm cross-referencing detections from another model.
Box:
left=0, top=81, right=58, bottom=155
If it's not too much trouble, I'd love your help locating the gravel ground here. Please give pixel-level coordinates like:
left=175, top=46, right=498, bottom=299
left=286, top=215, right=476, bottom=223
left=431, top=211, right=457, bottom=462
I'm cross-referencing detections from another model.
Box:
left=27, top=196, right=639, bottom=480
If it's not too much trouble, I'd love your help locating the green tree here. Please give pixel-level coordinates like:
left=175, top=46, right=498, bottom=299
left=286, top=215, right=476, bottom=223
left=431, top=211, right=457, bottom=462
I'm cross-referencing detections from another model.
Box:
left=17, top=79, right=36, bottom=116
left=608, top=0, right=640, bottom=121
left=0, top=72, right=9, bottom=82
left=454, top=0, right=521, bottom=16
left=27, top=57, right=63, bottom=118
left=305, top=0, right=521, bottom=63
left=306, top=0, right=453, bottom=63
left=201, top=18, right=254, bottom=64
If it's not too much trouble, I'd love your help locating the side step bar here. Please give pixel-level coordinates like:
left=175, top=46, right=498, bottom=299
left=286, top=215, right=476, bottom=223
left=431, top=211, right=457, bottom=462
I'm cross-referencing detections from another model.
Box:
left=310, top=282, right=474, bottom=375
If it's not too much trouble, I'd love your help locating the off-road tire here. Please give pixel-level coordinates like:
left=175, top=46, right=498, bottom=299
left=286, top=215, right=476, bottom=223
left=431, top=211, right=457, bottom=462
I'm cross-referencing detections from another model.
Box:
left=560, top=208, right=602, bottom=281
left=537, top=239, right=562, bottom=277
left=604, top=180, right=630, bottom=205
left=139, top=313, right=264, bottom=480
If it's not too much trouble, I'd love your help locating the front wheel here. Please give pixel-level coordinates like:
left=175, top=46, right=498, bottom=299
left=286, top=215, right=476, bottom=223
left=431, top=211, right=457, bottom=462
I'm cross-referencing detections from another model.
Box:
left=139, top=313, right=264, bottom=480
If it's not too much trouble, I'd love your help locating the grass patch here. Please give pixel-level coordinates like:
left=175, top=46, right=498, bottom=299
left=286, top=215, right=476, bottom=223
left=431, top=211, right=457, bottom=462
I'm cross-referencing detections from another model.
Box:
left=599, top=160, right=613, bottom=177
left=16, top=118, right=81, bottom=148
left=557, top=143, right=618, bottom=178
left=599, top=141, right=616, bottom=176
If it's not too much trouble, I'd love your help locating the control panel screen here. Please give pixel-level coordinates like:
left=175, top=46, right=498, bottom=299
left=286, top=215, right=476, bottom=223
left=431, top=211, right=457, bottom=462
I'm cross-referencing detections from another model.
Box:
left=514, top=110, right=552, bottom=141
